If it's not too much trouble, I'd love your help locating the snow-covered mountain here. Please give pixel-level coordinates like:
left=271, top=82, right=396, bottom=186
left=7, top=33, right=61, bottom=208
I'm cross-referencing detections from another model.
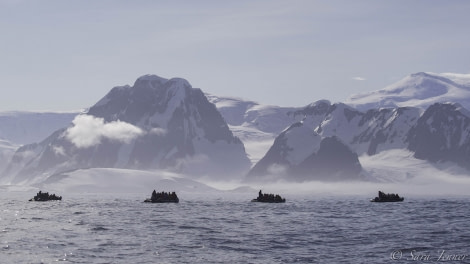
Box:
left=247, top=99, right=470, bottom=181
left=245, top=101, right=366, bottom=181
left=408, top=102, right=470, bottom=170
left=40, top=168, right=219, bottom=194
left=4, top=75, right=251, bottom=184
left=205, top=94, right=300, bottom=137
left=247, top=120, right=363, bottom=182
left=312, top=103, right=421, bottom=156
left=0, top=139, right=17, bottom=177
left=0, top=111, right=78, bottom=177
left=205, top=94, right=302, bottom=164
left=3, top=71, right=470, bottom=186
left=346, top=72, right=470, bottom=111
left=206, top=96, right=365, bottom=180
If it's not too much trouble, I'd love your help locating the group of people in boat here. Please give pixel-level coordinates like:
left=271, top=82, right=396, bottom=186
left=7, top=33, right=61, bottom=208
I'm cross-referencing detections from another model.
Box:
left=252, top=190, right=286, bottom=203
left=144, top=190, right=179, bottom=203
left=371, top=191, right=404, bottom=202
left=29, top=190, right=62, bottom=201
left=28, top=189, right=406, bottom=204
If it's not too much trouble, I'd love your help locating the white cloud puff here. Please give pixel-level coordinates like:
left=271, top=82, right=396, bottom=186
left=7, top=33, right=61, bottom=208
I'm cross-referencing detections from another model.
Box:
left=65, top=115, right=143, bottom=148
left=149, top=127, right=167, bottom=136
left=352, top=77, right=366, bottom=81
left=52, top=145, right=66, bottom=156
left=267, top=163, right=288, bottom=175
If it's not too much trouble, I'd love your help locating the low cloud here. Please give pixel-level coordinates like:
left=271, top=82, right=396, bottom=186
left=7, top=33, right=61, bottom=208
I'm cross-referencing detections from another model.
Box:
left=174, top=154, right=210, bottom=171
left=149, top=127, right=167, bottom=136
left=267, top=163, right=288, bottom=175
left=352, top=77, right=366, bottom=81
left=52, top=145, right=66, bottom=156
left=65, top=115, right=143, bottom=148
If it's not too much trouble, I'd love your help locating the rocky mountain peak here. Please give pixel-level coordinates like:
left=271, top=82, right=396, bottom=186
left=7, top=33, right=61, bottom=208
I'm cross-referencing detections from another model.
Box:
left=4, top=75, right=251, bottom=183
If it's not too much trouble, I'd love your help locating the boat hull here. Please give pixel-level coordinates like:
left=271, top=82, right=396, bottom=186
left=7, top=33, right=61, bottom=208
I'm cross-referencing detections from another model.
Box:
left=144, top=198, right=179, bottom=203
left=251, top=199, right=286, bottom=203
left=370, top=198, right=404, bottom=202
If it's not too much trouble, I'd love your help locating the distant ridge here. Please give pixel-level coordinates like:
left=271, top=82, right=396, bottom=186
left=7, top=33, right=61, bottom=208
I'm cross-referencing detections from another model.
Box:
left=346, top=72, right=470, bottom=111
left=2, top=72, right=470, bottom=185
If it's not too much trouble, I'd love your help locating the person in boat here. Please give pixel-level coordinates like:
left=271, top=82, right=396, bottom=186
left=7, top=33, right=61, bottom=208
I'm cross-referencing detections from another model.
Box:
left=375, top=191, right=402, bottom=201
left=31, top=190, right=61, bottom=201
left=151, top=190, right=157, bottom=201
left=254, top=190, right=285, bottom=202
left=378, top=191, right=384, bottom=199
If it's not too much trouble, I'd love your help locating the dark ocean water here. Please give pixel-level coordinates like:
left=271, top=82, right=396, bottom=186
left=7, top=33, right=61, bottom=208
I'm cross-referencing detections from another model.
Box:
left=1, top=193, right=470, bottom=264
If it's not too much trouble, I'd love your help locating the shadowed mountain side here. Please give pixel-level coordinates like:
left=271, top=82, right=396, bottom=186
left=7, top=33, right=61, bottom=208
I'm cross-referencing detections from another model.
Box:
left=4, top=73, right=470, bottom=185
left=292, top=137, right=363, bottom=181
left=247, top=120, right=362, bottom=181
left=4, top=75, right=251, bottom=184
left=408, top=103, right=470, bottom=170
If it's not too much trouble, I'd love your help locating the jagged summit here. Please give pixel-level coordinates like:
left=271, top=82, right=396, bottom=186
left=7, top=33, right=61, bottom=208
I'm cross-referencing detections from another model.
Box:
left=4, top=74, right=251, bottom=184
left=305, top=100, right=331, bottom=108
left=4, top=72, right=470, bottom=186
left=135, top=74, right=168, bottom=83
left=88, top=74, right=197, bottom=126
left=133, top=75, right=191, bottom=92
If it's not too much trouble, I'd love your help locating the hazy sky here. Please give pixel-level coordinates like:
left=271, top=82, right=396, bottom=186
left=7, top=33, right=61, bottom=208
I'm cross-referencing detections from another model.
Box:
left=1, top=0, right=469, bottom=111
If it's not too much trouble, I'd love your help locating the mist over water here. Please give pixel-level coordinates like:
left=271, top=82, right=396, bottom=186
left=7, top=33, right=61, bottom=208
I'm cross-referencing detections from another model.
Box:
left=2, top=166, right=470, bottom=263
left=203, top=173, right=470, bottom=198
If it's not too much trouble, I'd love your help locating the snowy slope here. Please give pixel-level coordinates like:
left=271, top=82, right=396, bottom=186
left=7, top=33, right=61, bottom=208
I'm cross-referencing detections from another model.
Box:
left=0, top=139, right=17, bottom=182
left=4, top=75, right=251, bottom=184
left=314, top=103, right=421, bottom=155
left=249, top=100, right=470, bottom=182
left=359, top=148, right=470, bottom=186
left=206, top=94, right=307, bottom=164
left=247, top=120, right=362, bottom=182
left=346, top=72, right=470, bottom=111
left=4, top=71, right=470, bottom=187
left=40, top=168, right=219, bottom=194
left=0, top=112, right=77, bottom=179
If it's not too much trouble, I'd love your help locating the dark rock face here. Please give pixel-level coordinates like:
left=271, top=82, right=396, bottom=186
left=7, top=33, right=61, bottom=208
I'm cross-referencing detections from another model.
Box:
left=6, top=75, right=470, bottom=185
left=248, top=102, right=470, bottom=182
left=349, top=107, right=420, bottom=155
left=246, top=102, right=421, bottom=182
left=87, top=76, right=245, bottom=171
left=293, top=136, right=362, bottom=181
left=247, top=121, right=362, bottom=182
left=407, top=103, right=470, bottom=169
left=247, top=123, right=302, bottom=178
left=6, top=75, right=251, bottom=182
left=302, top=102, right=420, bottom=156
left=287, top=100, right=332, bottom=119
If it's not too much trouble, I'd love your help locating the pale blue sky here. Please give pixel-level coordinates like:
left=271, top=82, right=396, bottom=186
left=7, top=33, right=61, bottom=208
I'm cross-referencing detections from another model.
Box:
left=1, top=0, right=469, bottom=111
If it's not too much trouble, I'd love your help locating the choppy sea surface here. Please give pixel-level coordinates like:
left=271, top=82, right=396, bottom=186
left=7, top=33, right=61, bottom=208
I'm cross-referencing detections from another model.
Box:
left=1, top=192, right=470, bottom=264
